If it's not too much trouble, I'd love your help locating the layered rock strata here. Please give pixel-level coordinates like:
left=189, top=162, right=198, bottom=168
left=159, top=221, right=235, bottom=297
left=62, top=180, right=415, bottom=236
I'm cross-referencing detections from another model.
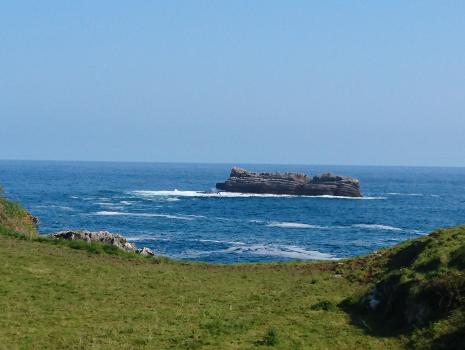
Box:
left=216, top=167, right=362, bottom=197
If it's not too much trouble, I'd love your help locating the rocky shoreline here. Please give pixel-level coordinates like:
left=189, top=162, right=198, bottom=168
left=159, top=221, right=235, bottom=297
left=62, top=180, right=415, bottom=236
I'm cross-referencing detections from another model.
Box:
left=51, top=230, right=155, bottom=256
left=216, top=167, right=362, bottom=197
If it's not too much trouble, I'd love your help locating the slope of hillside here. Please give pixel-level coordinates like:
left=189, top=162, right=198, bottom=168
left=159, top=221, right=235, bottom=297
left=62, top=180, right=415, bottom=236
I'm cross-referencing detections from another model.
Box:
left=0, top=189, right=38, bottom=238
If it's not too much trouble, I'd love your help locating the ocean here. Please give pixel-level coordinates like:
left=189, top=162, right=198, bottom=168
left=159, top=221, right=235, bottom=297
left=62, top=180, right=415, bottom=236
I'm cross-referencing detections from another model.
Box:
left=1, top=160, right=465, bottom=263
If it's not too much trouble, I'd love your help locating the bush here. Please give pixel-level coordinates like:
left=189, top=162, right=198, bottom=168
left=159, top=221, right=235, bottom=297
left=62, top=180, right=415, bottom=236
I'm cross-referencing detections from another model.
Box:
left=258, top=328, right=279, bottom=346
left=310, top=300, right=337, bottom=311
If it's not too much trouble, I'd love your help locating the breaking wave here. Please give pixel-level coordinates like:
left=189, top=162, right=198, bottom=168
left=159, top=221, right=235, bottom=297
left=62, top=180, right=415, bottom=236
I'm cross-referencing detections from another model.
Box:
left=164, top=197, right=180, bottom=202
left=132, top=190, right=293, bottom=198
left=194, top=239, right=247, bottom=245
left=388, top=192, right=424, bottom=196
left=352, top=224, right=403, bottom=231
left=34, top=205, right=75, bottom=211
left=267, top=222, right=325, bottom=229
left=225, top=244, right=336, bottom=260
left=388, top=192, right=440, bottom=197
left=131, top=189, right=385, bottom=200
left=126, top=235, right=172, bottom=242
left=93, top=211, right=197, bottom=221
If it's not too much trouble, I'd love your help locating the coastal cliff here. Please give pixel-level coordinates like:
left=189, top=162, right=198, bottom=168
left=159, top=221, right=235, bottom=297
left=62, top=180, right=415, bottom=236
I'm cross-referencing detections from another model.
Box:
left=216, top=167, right=362, bottom=197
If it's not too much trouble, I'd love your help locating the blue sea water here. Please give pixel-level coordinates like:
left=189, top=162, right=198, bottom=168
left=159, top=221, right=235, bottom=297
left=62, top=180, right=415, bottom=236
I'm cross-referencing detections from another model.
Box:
left=1, top=160, right=465, bottom=263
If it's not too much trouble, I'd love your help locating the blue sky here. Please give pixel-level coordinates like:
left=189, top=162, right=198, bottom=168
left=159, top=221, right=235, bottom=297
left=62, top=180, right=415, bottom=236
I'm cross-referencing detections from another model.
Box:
left=1, top=1, right=464, bottom=166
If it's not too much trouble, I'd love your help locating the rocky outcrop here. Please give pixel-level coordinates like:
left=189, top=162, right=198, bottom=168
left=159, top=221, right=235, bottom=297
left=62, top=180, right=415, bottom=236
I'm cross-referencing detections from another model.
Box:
left=51, top=230, right=159, bottom=256
left=136, top=247, right=155, bottom=256
left=51, top=230, right=137, bottom=252
left=216, top=167, right=362, bottom=197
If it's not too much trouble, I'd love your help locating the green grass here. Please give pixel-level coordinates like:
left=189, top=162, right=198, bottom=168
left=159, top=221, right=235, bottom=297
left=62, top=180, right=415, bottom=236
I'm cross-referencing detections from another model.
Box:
left=0, top=233, right=404, bottom=350
left=0, top=193, right=464, bottom=349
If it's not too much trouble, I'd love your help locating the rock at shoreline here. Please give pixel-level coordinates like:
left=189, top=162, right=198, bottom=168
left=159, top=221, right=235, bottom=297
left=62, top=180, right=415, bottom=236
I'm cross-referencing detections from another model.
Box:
left=136, top=247, right=155, bottom=256
left=51, top=230, right=137, bottom=252
left=51, top=230, right=158, bottom=256
left=216, top=167, right=362, bottom=197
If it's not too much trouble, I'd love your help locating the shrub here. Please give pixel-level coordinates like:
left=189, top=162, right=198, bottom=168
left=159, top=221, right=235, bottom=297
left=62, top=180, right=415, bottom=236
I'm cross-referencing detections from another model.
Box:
left=258, top=327, right=279, bottom=346
left=310, top=300, right=337, bottom=311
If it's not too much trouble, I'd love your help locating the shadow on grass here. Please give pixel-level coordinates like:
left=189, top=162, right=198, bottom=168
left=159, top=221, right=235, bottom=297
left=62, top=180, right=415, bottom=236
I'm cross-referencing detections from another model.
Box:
left=338, top=297, right=409, bottom=338
left=339, top=271, right=465, bottom=341
left=426, top=324, right=465, bottom=350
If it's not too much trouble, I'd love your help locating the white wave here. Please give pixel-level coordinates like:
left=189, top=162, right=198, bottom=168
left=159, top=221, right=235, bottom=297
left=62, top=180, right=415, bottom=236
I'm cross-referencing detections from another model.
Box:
left=132, top=189, right=293, bottom=198
left=70, top=196, right=79, bottom=199
left=95, top=203, right=125, bottom=211
left=310, top=195, right=386, bottom=200
left=388, top=192, right=423, bottom=196
left=93, top=211, right=196, bottom=221
left=126, top=236, right=148, bottom=242
left=60, top=206, right=75, bottom=211
left=34, top=205, right=74, bottom=211
left=120, top=201, right=133, bottom=205
left=126, top=235, right=155, bottom=242
left=164, top=197, right=180, bottom=202
left=93, top=211, right=130, bottom=216
left=353, top=224, right=403, bottom=231
left=195, top=239, right=247, bottom=245
left=126, top=236, right=171, bottom=242
left=267, top=222, right=325, bottom=229
left=131, top=189, right=385, bottom=200
left=388, top=192, right=440, bottom=197
left=186, top=214, right=206, bottom=218
left=225, top=244, right=336, bottom=260
left=212, top=217, right=235, bottom=221
left=95, top=202, right=122, bottom=206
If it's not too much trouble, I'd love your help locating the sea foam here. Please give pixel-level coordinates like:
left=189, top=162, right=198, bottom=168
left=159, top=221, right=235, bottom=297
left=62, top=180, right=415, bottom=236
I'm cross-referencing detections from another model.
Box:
left=388, top=192, right=423, bottom=196
left=93, top=211, right=196, bottom=221
left=267, top=222, right=324, bottom=229
left=132, top=190, right=293, bottom=198
left=131, top=189, right=385, bottom=200
left=388, top=193, right=440, bottom=197
left=225, top=244, right=336, bottom=260
left=352, top=224, right=403, bottom=231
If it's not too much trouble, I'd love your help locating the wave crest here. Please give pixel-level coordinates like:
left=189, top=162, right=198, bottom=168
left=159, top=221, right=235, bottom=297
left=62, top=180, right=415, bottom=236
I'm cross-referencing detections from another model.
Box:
left=93, top=211, right=197, bottom=221
left=225, top=244, right=336, bottom=260
left=267, top=222, right=325, bottom=229
left=352, top=224, right=403, bottom=231
left=131, top=189, right=385, bottom=200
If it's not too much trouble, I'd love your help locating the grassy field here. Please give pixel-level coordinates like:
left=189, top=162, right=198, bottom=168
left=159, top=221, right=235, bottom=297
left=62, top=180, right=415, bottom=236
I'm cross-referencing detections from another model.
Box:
left=0, top=233, right=404, bottom=350
left=0, top=193, right=464, bottom=349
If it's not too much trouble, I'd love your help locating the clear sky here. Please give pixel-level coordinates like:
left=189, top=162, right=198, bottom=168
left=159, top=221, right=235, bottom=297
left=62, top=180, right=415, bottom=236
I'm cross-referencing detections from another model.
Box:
left=1, top=1, right=464, bottom=166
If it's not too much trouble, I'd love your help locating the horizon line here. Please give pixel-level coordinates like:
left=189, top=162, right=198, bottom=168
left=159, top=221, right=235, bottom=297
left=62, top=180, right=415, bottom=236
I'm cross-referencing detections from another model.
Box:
left=1, top=158, right=464, bottom=169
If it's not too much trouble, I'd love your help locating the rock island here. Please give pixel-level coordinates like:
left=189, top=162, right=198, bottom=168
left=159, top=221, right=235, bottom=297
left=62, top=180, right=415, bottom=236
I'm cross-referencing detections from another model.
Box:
left=216, top=167, right=362, bottom=197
